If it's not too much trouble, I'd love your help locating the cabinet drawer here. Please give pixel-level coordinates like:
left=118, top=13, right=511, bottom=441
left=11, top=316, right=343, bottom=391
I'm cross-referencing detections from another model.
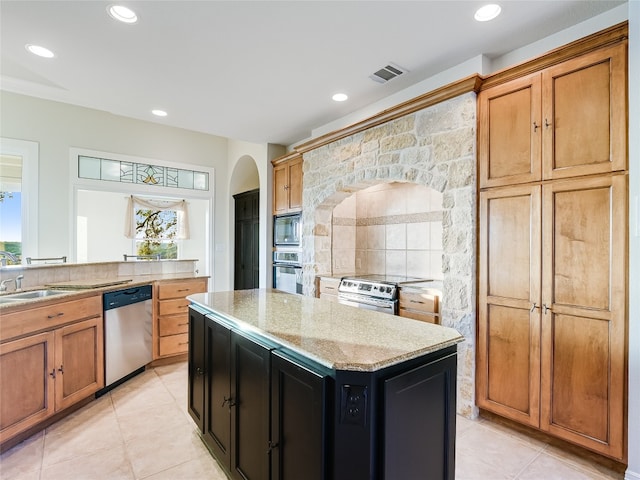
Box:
left=159, top=333, right=188, bottom=356
left=157, top=280, right=207, bottom=300
left=1, top=295, right=102, bottom=342
left=398, top=291, right=438, bottom=314
left=399, top=308, right=440, bottom=324
left=319, top=281, right=340, bottom=296
left=159, top=314, right=189, bottom=336
left=158, top=298, right=190, bottom=316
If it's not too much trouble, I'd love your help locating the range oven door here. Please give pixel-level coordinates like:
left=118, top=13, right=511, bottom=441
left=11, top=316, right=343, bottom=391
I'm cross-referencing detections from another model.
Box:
left=273, top=264, right=302, bottom=294
left=337, top=293, right=396, bottom=315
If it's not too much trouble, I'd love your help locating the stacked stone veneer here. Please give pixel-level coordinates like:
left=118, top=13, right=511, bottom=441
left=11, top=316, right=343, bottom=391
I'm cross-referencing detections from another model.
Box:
left=300, top=92, right=478, bottom=416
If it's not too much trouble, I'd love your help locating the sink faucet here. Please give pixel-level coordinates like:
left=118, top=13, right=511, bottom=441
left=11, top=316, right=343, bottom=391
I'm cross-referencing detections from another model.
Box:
left=0, top=278, right=14, bottom=292
left=15, top=275, right=24, bottom=291
left=0, top=251, right=18, bottom=267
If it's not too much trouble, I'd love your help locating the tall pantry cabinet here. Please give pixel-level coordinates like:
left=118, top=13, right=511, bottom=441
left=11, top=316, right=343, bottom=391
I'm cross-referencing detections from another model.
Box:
left=476, top=38, right=628, bottom=461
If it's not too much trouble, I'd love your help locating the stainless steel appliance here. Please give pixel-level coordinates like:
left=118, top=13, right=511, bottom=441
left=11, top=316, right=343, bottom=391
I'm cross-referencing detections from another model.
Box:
left=273, top=249, right=302, bottom=294
left=273, top=213, right=301, bottom=246
left=337, top=275, right=428, bottom=315
left=100, top=284, right=153, bottom=394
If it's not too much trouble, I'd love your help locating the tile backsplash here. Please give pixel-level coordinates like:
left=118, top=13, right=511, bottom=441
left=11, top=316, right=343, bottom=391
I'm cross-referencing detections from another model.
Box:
left=332, top=182, right=443, bottom=279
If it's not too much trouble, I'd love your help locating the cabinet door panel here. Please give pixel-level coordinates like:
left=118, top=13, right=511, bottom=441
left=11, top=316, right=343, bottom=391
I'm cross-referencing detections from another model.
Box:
left=478, top=74, right=541, bottom=187
left=477, top=185, right=541, bottom=427
left=486, top=305, right=537, bottom=415
left=541, top=175, right=626, bottom=460
left=0, top=332, right=55, bottom=442
left=188, top=308, right=206, bottom=432
left=55, top=317, right=104, bottom=410
left=231, top=332, right=271, bottom=480
left=273, top=164, right=288, bottom=214
left=287, top=158, right=303, bottom=211
left=205, top=319, right=232, bottom=467
left=548, top=313, right=609, bottom=440
left=542, top=43, right=627, bottom=179
left=271, top=352, right=327, bottom=480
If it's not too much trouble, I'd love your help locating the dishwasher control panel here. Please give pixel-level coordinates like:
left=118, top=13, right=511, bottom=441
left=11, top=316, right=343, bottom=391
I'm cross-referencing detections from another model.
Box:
left=103, top=284, right=152, bottom=310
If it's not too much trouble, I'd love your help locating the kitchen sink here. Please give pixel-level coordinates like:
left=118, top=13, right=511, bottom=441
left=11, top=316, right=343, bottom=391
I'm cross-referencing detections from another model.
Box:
left=0, top=289, right=67, bottom=303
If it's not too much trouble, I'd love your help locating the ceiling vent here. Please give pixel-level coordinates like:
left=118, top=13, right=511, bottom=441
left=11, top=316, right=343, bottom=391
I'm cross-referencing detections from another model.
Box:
left=369, top=63, right=408, bottom=84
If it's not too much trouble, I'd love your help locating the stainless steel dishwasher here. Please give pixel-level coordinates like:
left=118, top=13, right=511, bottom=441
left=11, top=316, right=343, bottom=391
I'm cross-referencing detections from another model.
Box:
left=100, top=284, right=153, bottom=394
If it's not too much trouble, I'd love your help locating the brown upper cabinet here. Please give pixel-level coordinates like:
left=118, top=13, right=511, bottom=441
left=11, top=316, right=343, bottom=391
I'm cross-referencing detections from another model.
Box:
left=478, top=43, right=627, bottom=188
left=273, top=154, right=302, bottom=214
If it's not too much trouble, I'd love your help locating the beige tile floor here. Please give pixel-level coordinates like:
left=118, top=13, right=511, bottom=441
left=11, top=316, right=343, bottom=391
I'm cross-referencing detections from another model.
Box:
left=0, top=362, right=626, bottom=480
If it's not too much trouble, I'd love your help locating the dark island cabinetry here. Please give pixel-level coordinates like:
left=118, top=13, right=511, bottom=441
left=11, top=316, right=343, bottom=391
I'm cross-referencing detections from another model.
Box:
left=188, top=305, right=330, bottom=480
left=188, top=291, right=460, bottom=480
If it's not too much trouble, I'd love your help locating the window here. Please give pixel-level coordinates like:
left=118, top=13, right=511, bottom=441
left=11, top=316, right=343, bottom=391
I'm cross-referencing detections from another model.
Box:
left=0, top=138, right=38, bottom=264
left=135, top=208, right=178, bottom=259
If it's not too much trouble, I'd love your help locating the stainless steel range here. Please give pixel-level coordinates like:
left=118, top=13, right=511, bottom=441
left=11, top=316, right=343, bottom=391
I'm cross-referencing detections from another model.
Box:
left=337, top=275, right=428, bottom=315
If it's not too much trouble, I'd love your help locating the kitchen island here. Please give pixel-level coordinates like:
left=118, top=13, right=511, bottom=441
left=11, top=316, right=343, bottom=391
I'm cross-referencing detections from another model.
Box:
left=188, top=288, right=463, bottom=480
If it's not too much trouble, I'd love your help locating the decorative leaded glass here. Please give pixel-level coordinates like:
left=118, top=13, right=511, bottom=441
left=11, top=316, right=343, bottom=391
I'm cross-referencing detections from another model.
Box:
left=77, top=155, right=209, bottom=191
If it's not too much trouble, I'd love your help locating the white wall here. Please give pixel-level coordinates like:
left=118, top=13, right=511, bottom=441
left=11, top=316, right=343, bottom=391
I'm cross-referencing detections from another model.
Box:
left=0, top=91, right=230, bottom=287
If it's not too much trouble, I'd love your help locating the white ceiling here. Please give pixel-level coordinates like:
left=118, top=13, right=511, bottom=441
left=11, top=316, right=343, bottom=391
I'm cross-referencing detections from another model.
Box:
left=0, top=1, right=626, bottom=146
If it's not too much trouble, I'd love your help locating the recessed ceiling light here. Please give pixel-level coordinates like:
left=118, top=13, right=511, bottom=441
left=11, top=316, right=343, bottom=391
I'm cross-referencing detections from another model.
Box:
left=25, top=44, right=55, bottom=58
left=474, top=4, right=501, bottom=22
left=108, top=5, right=138, bottom=24
left=152, top=109, right=168, bottom=117
left=332, top=93, right=348, bottom=102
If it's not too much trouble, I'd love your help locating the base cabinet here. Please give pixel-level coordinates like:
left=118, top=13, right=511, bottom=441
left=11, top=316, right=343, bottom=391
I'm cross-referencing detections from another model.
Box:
left=189, top=305, right=457, bottom=480
left=1, top=300, right=104, bottom=447
left=155, top=278, right=207, bottom=359
left=189, top=306, right=328, bottom=480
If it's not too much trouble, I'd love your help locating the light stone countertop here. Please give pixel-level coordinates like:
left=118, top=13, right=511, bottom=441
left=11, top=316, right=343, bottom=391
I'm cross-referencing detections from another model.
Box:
left=188, top=288, right=463, bottom=372
left=0, top=273, right=208, bottom=312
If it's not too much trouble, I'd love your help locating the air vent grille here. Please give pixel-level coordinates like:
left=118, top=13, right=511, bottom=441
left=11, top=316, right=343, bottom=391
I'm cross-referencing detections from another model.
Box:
left=370, top=63, right=407, bottom=84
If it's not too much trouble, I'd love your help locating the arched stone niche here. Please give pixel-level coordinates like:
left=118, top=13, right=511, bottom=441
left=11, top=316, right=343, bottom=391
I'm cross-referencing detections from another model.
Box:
left=300, top=92, right=478, bottom=416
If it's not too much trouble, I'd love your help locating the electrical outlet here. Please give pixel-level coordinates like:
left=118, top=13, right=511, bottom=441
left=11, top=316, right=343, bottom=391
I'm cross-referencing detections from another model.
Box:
left=340, top=384, right=367, bottom=426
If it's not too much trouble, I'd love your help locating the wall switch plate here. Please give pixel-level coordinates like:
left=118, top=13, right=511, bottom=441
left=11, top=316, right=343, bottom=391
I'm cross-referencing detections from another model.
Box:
left=340, top=384, right=368, bottom=426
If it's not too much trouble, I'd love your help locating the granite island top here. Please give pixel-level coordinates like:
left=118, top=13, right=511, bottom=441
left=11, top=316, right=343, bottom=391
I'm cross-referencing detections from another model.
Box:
left=188, top=288, right=463, bottom=373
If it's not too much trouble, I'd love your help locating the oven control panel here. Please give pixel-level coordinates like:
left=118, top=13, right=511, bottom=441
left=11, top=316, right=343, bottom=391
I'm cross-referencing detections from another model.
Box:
left=338, top=279, right=397, bottom=300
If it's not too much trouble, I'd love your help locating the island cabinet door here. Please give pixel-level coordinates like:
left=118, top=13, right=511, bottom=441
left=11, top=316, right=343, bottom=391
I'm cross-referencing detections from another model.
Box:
left=383, top=351, right=458, bottom=480
left=270, top=351, right=329, bottom=480
left=230, top=331, right=273, bottom=480
left=204, top=317, right=232, bottom=468
left=188, top=307, right=206, bottom=432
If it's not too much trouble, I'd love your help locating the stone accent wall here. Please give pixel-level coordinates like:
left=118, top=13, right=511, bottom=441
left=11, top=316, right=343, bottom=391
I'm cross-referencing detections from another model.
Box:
left=300, top=92, right=478, bottom=417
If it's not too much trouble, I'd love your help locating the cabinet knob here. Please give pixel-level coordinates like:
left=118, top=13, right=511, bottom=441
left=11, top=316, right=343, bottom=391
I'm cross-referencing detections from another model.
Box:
left=533, top=121, right=539, bottom=132
left=530, top=303, right=538, bottom=313
left=195, top=367, right=205, bottom=376
left=58, top=365, right=64, bottom=374
left=543, top=303, right=552, bottom=314
left=267, top=441, right=279, bottom=454
left=49, top=369, right=56, bottom=379
left=283, top=184, right=289, bottom=190
left=545, top=118, right=552, bottom=128
left=222, top=396, right=236, bottom=408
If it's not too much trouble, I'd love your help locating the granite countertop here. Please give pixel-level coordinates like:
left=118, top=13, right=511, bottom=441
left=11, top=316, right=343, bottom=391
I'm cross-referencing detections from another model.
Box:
left=188, top=288, right=463, bottom=372
left=0, top=273, right=208, bottom=311
left=399, top=280, right=443, bottom=293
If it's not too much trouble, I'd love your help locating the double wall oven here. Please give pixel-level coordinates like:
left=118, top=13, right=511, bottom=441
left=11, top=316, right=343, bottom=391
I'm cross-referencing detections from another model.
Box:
left=273, top=213, right=302, bottom=294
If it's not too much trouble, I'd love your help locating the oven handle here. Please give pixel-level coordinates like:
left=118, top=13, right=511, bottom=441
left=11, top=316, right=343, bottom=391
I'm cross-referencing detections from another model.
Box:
left=338, top=295, right=396, bottom=312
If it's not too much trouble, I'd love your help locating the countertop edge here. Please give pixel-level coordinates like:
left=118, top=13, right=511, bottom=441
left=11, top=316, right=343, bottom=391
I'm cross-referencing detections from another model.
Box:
left=188, top=292, right=464, bottom=373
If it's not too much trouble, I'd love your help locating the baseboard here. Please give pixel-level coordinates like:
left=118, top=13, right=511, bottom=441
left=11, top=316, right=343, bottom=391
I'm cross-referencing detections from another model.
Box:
left=625, top=469, right=640, bottom=480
